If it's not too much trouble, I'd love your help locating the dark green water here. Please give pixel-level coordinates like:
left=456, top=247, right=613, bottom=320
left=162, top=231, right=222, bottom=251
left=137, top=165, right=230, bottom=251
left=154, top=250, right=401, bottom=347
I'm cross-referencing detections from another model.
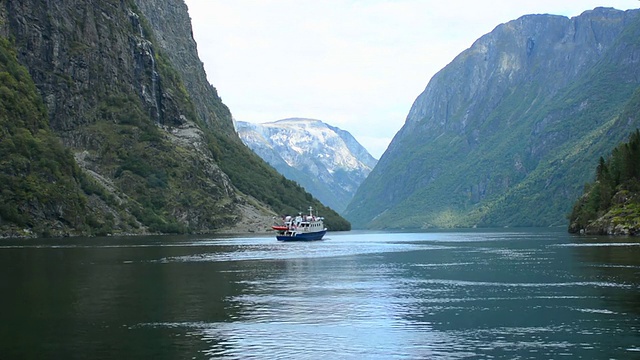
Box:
left=1, top=229, right=639, bottom=359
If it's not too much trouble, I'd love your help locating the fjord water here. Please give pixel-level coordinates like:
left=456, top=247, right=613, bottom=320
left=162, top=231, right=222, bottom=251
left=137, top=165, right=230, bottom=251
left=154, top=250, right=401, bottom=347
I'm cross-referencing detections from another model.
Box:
left=1, top=230, right=639, bottom=359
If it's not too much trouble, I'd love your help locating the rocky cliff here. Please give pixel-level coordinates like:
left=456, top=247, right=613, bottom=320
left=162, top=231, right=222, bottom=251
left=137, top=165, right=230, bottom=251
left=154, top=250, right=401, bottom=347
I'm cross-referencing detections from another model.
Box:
left=345, top=7, right=640, bottom=229
left=235, top=118, right=377, bottom=213
left=0, top=0, right=348, bottom=236
left=133, top=0, right=235, bottom=135
left=0, top=36, right=91, bottom=237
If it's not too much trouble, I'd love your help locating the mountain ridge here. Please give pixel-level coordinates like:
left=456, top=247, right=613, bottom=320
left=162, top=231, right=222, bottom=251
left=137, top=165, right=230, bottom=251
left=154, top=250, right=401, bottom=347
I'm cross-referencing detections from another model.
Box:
left=345, top=7, right=640, bottom=229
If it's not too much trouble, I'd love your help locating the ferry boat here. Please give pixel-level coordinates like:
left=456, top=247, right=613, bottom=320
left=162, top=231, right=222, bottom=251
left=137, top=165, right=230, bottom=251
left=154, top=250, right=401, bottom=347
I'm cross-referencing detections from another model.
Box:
left=272, top=207, right=327, bottom=241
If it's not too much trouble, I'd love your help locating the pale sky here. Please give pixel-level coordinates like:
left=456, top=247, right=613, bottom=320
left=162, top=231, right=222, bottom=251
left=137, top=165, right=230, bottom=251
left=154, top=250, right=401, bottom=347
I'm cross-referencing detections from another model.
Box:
left=183, top=1, right=638, bottom=159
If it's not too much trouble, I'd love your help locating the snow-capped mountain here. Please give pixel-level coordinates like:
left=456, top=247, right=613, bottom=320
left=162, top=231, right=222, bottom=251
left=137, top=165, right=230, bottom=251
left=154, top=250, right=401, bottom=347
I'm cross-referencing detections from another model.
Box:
left=235, top=118, right=377, bottom=213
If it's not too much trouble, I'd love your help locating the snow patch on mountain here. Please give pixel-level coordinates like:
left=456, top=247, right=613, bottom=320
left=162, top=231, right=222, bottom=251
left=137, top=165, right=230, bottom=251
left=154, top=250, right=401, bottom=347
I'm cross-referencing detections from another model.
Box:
left=235, top=118, right=377, bottom=213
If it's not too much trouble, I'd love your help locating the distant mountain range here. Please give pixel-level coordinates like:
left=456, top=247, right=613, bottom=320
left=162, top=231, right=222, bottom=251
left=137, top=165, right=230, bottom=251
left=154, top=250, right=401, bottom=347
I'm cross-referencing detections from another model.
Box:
left=345, top=7, right=640, bottom=229
left=235, top=118, right=377, bottom=213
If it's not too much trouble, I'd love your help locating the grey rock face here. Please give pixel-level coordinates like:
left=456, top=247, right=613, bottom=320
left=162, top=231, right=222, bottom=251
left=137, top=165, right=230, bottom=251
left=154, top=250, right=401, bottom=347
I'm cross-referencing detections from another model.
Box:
left=0, top=0, right=277, bottom=234
left=134, top=0, right=235, bottom=134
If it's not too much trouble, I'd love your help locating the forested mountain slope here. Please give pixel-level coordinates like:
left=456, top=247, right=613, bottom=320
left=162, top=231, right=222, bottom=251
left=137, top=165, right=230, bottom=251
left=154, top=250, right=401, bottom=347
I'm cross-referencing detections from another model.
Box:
left=345, top=7, right=640, bottom=229
left=569, top=124, right=640, bottom=235
left=0, top=0, right=348, bottom=236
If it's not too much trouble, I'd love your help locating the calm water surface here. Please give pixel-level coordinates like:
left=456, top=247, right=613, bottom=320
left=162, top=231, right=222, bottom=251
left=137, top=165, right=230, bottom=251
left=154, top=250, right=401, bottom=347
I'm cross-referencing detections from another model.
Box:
left=1, top=229, right=639, bottom=359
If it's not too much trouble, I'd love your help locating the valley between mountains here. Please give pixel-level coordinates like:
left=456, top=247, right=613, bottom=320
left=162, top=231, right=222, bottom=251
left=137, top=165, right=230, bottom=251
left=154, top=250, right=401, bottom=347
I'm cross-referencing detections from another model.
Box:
left=1, top=3, right=640, bottom=236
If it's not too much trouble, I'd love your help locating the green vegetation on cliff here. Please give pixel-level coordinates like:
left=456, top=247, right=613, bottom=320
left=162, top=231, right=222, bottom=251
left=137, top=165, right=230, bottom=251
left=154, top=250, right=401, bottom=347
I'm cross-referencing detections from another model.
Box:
left=0, top=37, right=90, bottom=236
left=569, top=126, right=640, bottom=235
left=213, top=134, right=350, bottom=231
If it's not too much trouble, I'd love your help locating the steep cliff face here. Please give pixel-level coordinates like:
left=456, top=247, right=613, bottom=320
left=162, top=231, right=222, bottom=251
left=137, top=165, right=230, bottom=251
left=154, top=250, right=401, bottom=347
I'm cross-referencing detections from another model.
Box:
left=236, top=119, right=377, bottom=213
left=0, top=0, right=244, bottom=235
left=130, top=1, right=349, bottom=231
left=0, top=0, right=349, bottom=236
left=0, top=36, right=91, bottom=237
left=345, top=7, right=640, bottom=229
left=133, top=0, right=235, bottom=135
